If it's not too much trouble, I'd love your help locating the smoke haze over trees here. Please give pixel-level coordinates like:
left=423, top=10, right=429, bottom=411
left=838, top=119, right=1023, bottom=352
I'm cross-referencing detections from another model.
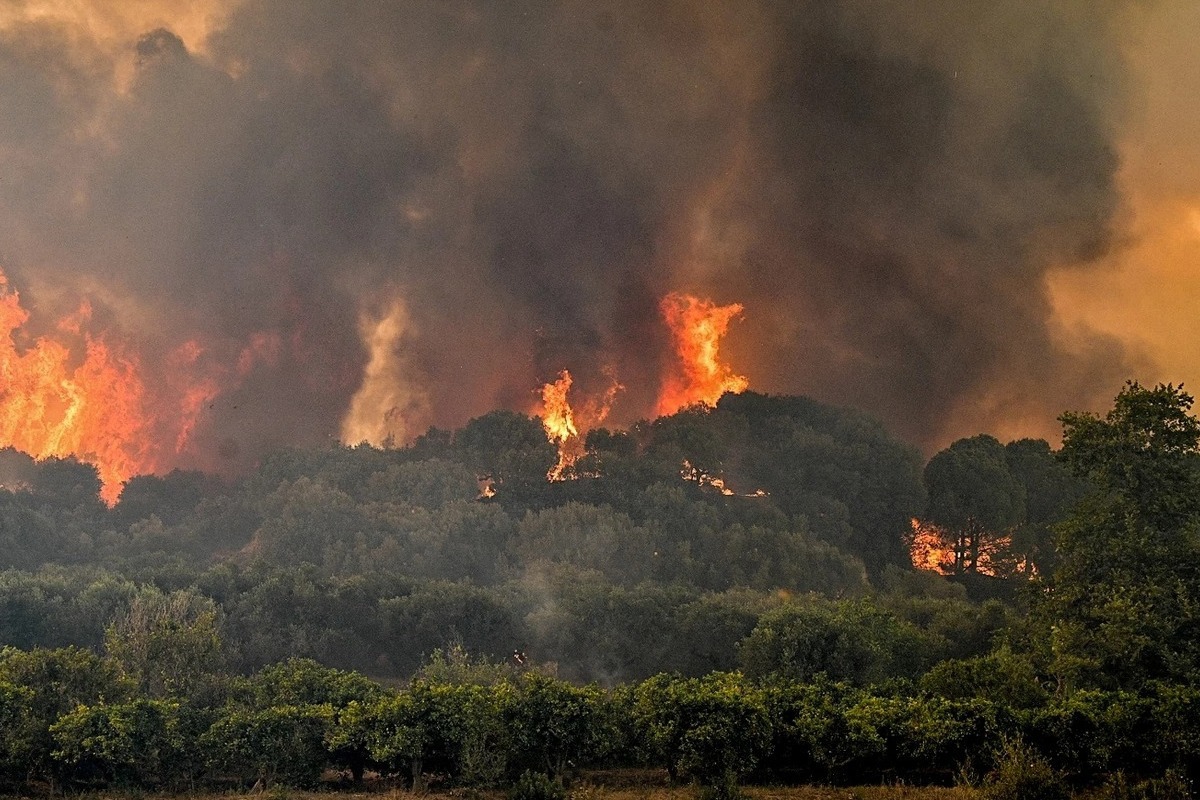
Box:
left=0, top=1, right=1183, bottom=477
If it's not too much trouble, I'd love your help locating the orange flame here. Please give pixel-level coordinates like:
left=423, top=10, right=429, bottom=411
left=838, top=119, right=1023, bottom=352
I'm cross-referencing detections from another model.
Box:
left=168, top=340, right=222, bottom=455
left=536, top=368, right=622, bottom=480
left=656, top=292, right=748, bottom=417
left=909, top=518, right=1023, bottom=577
left=909, top=518, right=956, bottom=575
left=541, top=369, right=578, bottom=443
left=0, top=270, right=231, bottom=504
left=0, top=273, right=153, bottom=503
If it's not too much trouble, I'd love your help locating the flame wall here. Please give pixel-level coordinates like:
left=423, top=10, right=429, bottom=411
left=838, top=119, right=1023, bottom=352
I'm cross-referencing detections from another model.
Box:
left=0, top=1, right=1189, bottom=484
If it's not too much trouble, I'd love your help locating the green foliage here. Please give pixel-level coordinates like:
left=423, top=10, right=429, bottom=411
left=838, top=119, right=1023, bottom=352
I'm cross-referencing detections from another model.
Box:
left=924, top=435, right=1025, bottom=575
left=0, top=494, right=65, bottom=572
left=31, top=456, right=104, bottom=512
left=247, top=477, right=373, bottom=570
left=200, top=703, right=332, bottom=787
left=50, top=698, right=183, bottom=787
left=113, top=470, right=217, bottom=529
left=702, top=392, right=927, bottom=573
left=627, top=673, right=771, bottom=788
left=235, top=659, right=381, bottom=783
left=417, top=643, right=521, bottom=686
left=760, top=680, right=1011, bottom=785
left=0, top=641, right=1195, bottom=793
left=335, top=679, right=512, bottom=788
left=512, top=503, right=655, bottom=585
left=242, top=657, right=380, bottom=708
left=453, top=410, right=557, bottom=486
left=1059, top=382, right=1200, bottom=530
left=1003, top=438, right=1086, bottom=575
left=1045, top=381, right=1200, bottom=690
left=363, top=458, right=480, bottom=507
left=104, top=587, right=223, bottom=697
left=509, top=769, right=567, bottom=800
left=503, top=673, right=602, bottom=779
left=920, top=648, right=1048, bottom=709
left=0, top=679, right=33, bottom=785
left=0, top=645, right=128, bottom=783
left=739, top=598, right=934, bottom=685
left=6, top=385, right=1200, bottom=794
left=982, top=739, right=1070, bottom=800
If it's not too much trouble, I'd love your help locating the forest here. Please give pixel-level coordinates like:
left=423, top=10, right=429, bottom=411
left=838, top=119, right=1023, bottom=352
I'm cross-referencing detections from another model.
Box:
left=0, top=384, right=1197, bottom=798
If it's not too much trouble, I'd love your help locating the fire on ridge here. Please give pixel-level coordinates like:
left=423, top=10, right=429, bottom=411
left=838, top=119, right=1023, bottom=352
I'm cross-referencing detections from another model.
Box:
left=0, top=270, right=264, bottom=504
left=536, top=292, right=748, bottom=480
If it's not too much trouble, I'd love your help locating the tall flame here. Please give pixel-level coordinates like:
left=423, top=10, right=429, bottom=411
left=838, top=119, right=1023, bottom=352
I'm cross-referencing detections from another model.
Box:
left=341, top=299, right=427, bottom=447
left=540, top=369, right=579, bottom=444
left=656, top=292, right=748, bottom=417
left=0, top=273, right=153, bottom=503
left=0, top=270, right=228, bottom=504
left=540, top=370, right=579, bottom=480
left=536, top=368, right=622, bottom=480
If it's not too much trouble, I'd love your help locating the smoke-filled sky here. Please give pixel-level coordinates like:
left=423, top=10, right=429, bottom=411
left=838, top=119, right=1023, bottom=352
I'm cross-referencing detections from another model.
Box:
left=0, top=0, right=1197, bottom=477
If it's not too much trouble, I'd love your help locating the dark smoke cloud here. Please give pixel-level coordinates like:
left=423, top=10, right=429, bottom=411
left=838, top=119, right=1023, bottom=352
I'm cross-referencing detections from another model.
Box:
left=0, top=1, right=1149, bottom=470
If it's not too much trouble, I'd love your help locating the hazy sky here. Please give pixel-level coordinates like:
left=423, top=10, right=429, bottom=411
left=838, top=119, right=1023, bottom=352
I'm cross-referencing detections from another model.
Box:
left=0, top=0, right=1196, bottom=476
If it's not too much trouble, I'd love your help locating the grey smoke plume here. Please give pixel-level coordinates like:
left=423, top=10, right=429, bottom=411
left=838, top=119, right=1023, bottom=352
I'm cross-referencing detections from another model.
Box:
left=0, top=0, right=1149, bottom=473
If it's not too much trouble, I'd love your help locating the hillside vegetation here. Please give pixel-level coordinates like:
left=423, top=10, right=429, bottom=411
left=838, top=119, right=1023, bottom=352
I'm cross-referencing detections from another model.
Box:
left=0, top=385, right=1197, bottom=798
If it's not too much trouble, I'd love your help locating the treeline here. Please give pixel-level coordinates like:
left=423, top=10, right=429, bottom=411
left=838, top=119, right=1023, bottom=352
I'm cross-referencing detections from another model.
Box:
left=2, top=381, right=1200, bottom=796
left=2, top=647, right=1197, bottom=794
left=1, top=392, right=926, bottom=587
left=0, top=564, right=1004, bottom=683
left=0, top=391, right=949, bottom=682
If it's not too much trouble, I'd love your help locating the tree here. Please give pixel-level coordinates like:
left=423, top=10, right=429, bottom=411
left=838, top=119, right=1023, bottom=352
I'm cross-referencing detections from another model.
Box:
left=0, top=646, right=128, bottom=785
left=923, top=435, right=1024, bottom=574
left=113, top=470, right=218, bottom=528
left=627, top=672, right=771, bottom=792
left=50, top=699, right=183, bottom=788
left=200, top=704, right=332, bottom=787
left=451, top=411, right=557, bottom=487
left=1045, top=382, right=1200, bottom=690
left=714, top=392, right=926, bottom=574
left=1059, top=382, right=1200, bottom=532
left=738, top=599, right=933, bottom=685
left=502, top=673, right=601, bottom=779
left=239, top=659, right=379, bottom=783
left=31, top=456, right=104, bottom=511
left=104, top=588, right=223, bottom=698
left=345, top=680, right=506, bottom=789
left=1003, top=439, right=1086, bottom=575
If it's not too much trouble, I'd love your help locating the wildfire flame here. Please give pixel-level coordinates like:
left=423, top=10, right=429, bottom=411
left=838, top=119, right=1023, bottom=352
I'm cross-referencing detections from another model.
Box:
left=656, top=292, right=748, bottom=417
left=536, top=368, right=622, bottom=480
left=909, top=518, right=1025, bottom=577
left=909, top=518, right=956, bottom=575
left=540, top=370, right=579, bottom=444
left=0, top=270, right=228, bottom=504
left=540, top=369, right=579, bottom=479
left=0, top=273, right=153, bottom=503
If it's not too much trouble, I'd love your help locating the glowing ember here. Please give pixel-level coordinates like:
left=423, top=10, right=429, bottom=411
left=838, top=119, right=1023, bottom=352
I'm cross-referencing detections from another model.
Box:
left=656, top=292, right=748, bottom=417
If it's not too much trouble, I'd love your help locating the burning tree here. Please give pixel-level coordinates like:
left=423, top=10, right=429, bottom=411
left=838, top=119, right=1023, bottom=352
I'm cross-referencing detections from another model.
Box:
left=921, top=435, right=1024, bottom=575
